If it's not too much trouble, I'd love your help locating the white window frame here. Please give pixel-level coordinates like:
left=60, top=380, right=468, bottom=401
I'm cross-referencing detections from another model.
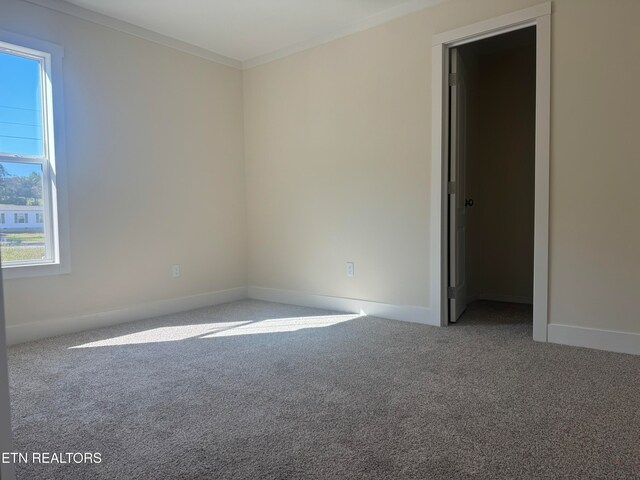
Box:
left=0, top=30, right=70, bottom=279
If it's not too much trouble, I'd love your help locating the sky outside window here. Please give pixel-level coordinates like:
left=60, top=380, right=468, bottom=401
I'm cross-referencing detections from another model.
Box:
left=0, top=50, right=44, bottom=157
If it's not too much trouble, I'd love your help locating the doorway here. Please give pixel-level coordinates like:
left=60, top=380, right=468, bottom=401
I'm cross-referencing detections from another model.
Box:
left=448, top=27, right=536, bottom=324
left=430, top=3, right=551, bottom=341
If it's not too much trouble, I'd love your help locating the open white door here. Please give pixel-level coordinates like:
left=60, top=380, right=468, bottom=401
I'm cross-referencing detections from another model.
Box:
left=448, top=47, right=468, bottom=323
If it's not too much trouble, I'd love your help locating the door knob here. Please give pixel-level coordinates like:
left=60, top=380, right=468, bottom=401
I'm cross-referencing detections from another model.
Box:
left=465, top=199, right=474, bottom=207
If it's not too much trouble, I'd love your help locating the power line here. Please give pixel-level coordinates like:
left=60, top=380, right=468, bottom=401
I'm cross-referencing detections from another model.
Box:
left=0, top=120, right=40, bottom=127
left=0, top=105, right=39, bottom=112
left=0, top=134, right=41, bottom=141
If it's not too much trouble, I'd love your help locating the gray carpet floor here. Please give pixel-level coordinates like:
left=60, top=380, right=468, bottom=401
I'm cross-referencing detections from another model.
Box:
left=7, top=300, right=640, bottom=479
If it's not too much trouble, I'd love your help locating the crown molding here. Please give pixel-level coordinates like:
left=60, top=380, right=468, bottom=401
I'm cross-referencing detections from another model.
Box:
left=23, top=0, right=448, bottom=70
left=22, top=0, right=243, bottom=69
left=242, top=0, right=446, bottom=69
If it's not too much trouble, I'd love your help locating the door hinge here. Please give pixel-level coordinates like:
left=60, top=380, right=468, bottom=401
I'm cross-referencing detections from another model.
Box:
left=447, top=181, right=456, bottom=195
left=448, top=73, right=457, bottom=86
left=447, top=287, right=456, bottom=299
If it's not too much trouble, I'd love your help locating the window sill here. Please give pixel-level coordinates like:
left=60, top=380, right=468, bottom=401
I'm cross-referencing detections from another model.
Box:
left=2, top=261, right=70, bottom=280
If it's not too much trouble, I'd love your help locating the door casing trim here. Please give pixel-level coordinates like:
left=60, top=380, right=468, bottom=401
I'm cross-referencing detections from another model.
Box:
left=430, top=2, right=551, bottom=341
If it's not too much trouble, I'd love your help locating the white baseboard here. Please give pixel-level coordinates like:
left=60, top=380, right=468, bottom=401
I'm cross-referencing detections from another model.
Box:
left=548, top=324, right=640, bottom=356
left=468, top=293, right=533, bottom=305
left=247, top=286, right=438, bottom=326
left=8, top=284, right=637, bottom=356
left=6, top=287, right=248, bottom=346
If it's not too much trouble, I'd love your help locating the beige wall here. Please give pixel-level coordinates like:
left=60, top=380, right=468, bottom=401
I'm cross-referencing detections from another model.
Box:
left=244, top=0, right=640, bottom=333
left=2, top=0, right=639, bottom=336
left=464, top=39, right=536, bottom=303
left=244, top=12, right=433, bottom=307
left=548, top=0, right=640, bottom=332
left=1, top=0, right=247, bottom=327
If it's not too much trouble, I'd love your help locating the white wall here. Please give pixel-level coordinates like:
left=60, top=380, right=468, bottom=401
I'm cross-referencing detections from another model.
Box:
left=244, top=11, right=432, bottom=309
left=244, top=0, right=640, bottom=335
left=1, top=0, right=247, bottom=332
left=2, top=0, right=639, bottom=345
left=0, top=271, right=15, bottom=479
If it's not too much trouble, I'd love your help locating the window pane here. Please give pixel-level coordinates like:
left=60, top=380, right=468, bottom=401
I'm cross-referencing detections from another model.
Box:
left=0, top=51, right=44, bottom=157
left=0, top=161, right=48, bottom=264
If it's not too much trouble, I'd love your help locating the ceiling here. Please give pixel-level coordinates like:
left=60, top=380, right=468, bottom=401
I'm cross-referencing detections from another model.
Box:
left=45, top=0, right=444, bottom=67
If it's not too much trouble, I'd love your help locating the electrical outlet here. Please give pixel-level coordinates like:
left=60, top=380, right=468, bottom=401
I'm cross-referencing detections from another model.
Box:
left=172, top=264, right=181, bottom=278
left=346, top=262, right=355, bottom=277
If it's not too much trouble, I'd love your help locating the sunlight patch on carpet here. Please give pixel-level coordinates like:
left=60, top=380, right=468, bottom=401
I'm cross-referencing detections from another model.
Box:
left=69, top=314, right=361, bottom=348
left=200, top=314, right=362, bottom=338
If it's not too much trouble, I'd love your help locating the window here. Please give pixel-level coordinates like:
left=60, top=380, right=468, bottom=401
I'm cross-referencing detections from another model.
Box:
left=0, top=32, right=68, bottom=277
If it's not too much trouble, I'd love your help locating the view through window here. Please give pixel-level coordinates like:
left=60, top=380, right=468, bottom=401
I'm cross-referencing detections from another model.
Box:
left=0, top=43, right=54, bottom=266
